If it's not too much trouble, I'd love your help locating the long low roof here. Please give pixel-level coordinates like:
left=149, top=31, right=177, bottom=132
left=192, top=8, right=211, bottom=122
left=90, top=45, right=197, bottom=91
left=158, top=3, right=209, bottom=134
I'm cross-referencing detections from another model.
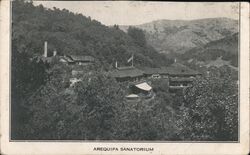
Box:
left=170, top=77, right=195, bottom=82
left=164, top=63, right=201, bottom=75
left=139, top=67, right=168, bottom=75
left=111, top=63, right=201, bottom=78
left=135, top=82, right=152, bottom=91
left=111, top=67, right=144, bottom=78
left=140, top=63, right=201, bottom=76
left=66, top=55, right=95, bottom=62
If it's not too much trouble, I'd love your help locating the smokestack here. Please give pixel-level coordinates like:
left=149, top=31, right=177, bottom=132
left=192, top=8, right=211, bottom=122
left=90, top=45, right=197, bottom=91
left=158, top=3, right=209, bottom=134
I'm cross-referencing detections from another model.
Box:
left=115, top=61, right=118, bottom=68
left=44, top=41, right=47, bottom=57
left=53, top=50, right=57, bottom=56
left=174, top=58, right=177, bottom=63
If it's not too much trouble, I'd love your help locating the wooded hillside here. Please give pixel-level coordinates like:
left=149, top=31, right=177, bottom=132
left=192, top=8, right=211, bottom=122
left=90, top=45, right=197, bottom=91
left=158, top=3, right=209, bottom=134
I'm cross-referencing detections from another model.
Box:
left=11, top=0, right=238, bottom=141
left=12, top=0, right=172, bottom=68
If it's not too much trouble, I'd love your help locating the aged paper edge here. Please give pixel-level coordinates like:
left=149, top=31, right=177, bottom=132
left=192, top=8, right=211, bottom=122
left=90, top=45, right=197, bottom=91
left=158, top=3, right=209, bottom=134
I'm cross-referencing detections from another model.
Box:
left=0, top=1, right=249, bottom=155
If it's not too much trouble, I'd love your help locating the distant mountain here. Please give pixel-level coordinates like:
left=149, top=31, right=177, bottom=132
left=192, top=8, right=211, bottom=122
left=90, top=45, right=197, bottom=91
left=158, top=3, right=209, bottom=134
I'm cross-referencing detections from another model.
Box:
left=120, top=18, right=238, bottom=54
left=181, top=33, right=238, bottom=68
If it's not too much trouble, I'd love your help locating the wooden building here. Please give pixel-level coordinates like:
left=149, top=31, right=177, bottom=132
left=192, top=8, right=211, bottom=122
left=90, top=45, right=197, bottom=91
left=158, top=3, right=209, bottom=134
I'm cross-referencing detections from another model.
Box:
left=70, top=55, right=95, bottom=65
left=140, top=67, right=169, bottom=79
left=130, top=82, right=152, bottom=95
left=164, top=63, right=201, bottom=92
left=111, top=63, right=201, bottom=94
left=111, top=66, right=144, bottom=82
left=60, top=55, right=95, bottom=65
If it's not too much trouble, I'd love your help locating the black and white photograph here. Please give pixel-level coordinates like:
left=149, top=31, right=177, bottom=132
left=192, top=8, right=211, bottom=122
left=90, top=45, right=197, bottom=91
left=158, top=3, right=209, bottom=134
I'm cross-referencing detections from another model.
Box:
left=9, top=0, right=241, bottom=142
left=1, top=0, right=250, bottom=154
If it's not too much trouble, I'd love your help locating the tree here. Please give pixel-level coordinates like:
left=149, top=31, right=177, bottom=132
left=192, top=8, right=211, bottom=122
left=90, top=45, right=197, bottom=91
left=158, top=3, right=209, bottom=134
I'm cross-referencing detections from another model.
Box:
left=113, top=24, right=119, bottom=30
left=180, top=71, right=238, bottom=141
left=16, top=63, right=71, bottom=139
left=73, top=71, right=125, bottom=140
left=11, top=46, right=48, bottom=139
left=12, top=0, right=171, bottom=69
left=127, top=26, right=146, bottom=47
left=21, top=67, right=126, bottom=140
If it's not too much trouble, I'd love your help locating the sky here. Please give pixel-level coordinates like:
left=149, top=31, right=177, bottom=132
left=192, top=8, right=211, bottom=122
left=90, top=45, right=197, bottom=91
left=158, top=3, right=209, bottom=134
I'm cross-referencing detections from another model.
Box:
left=33, top=1, right=239, bottom=26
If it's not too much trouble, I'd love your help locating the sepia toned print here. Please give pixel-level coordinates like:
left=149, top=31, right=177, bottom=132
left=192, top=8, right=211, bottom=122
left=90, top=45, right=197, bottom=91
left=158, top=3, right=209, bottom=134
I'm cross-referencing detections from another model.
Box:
left=9, top=1, right=241, bottom=142
left=1, top=1, right=249, bottom=155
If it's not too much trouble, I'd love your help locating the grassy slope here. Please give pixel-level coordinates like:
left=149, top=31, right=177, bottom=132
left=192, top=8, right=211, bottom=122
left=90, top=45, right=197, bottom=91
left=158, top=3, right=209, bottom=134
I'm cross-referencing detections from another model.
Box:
left=120, top=18, right=238, bottom=54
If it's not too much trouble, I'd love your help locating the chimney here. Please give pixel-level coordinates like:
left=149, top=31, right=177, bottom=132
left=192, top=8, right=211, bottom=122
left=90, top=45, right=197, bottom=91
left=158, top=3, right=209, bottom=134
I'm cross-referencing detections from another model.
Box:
left=115, top=61, right=118, bottom=68
left=44, top=41, right=48, bottom=57
left=53, top=50, right=57, bottom=56
left=174, top=58, right=176, bottom=63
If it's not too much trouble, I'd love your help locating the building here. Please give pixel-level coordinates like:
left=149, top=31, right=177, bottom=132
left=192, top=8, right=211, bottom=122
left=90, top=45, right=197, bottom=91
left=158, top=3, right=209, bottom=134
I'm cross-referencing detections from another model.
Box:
left=164, top=63, right=202, bottom=92
left=111, top=63, right=201, bottom=94
left=72, top=69, right=84, bottom=77
left=59, top=55, right=74, bottom=64
left=140, top=67, right=169, bottom=79
left=165, top=63, right=201, bottom=77
left=60, top=55, right=95, bottom=65
left=130, top=82, right=154, bottom=98
left=125, top=81, right=154, bottom=101
left=70, top=55, right=95, bottom=65
left=69, top=77, right=82, bottom=87
left=125, top=94, right=140, bottom=102
left=111, top=66, right=144, bottom=82
left=32, top=41, right=57, bottom=63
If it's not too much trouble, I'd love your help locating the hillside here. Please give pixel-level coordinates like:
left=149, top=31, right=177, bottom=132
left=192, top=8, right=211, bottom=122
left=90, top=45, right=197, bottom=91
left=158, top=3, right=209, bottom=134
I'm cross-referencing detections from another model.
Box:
left=12, top=1, right=172, bottom=69
left=11, top=1, right=239, bottom=141
left=120, top=18, right=238, bottom=54
left=181, top=33, right=238, bottom=68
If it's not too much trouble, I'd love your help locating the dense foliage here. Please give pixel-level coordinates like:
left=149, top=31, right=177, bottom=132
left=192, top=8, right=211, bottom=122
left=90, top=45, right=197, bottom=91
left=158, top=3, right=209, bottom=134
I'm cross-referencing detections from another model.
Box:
left=11, top=44, right=48, bottom=139
left=181, top=73, right=238, bottom=141
left=127, top=27, right=147, bottom=47
left=11, top=0, right=238, bottom=141
left=12, top=0, right=172, bottom=68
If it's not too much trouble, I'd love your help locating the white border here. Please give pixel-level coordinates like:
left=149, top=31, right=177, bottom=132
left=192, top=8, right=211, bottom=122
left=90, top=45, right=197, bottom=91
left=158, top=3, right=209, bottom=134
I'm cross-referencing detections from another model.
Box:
left=0, top=1, right=249, bottom=155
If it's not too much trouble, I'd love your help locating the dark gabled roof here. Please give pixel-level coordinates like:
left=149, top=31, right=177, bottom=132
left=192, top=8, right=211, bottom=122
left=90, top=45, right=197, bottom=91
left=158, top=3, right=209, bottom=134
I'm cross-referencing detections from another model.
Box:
left=140, top=64, right=200, bottom=76
left=139, top=67, right=160, bottom=75
left=111, top=63, right=200, bottom=78
left=117, top=66, right=134, bottom=70
left=139, top=67, right=169, bottom=75
left=111, top=67, right=144, bottom=78
left=67, top=55, right=95, bottom=62
left=170, top=77, right=195, bottom=82
left=165, top=63, right=201, bottom=76
left=60, top=56, right=74, bottom=63
left=38, top=56, right=53, bottom=63
left=158, top=67, right=170, bottom=74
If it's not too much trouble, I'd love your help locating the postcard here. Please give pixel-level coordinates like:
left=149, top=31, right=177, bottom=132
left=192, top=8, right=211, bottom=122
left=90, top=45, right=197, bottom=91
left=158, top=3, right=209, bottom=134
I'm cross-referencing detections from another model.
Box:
left=0, top=1, right=249, bottom=154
